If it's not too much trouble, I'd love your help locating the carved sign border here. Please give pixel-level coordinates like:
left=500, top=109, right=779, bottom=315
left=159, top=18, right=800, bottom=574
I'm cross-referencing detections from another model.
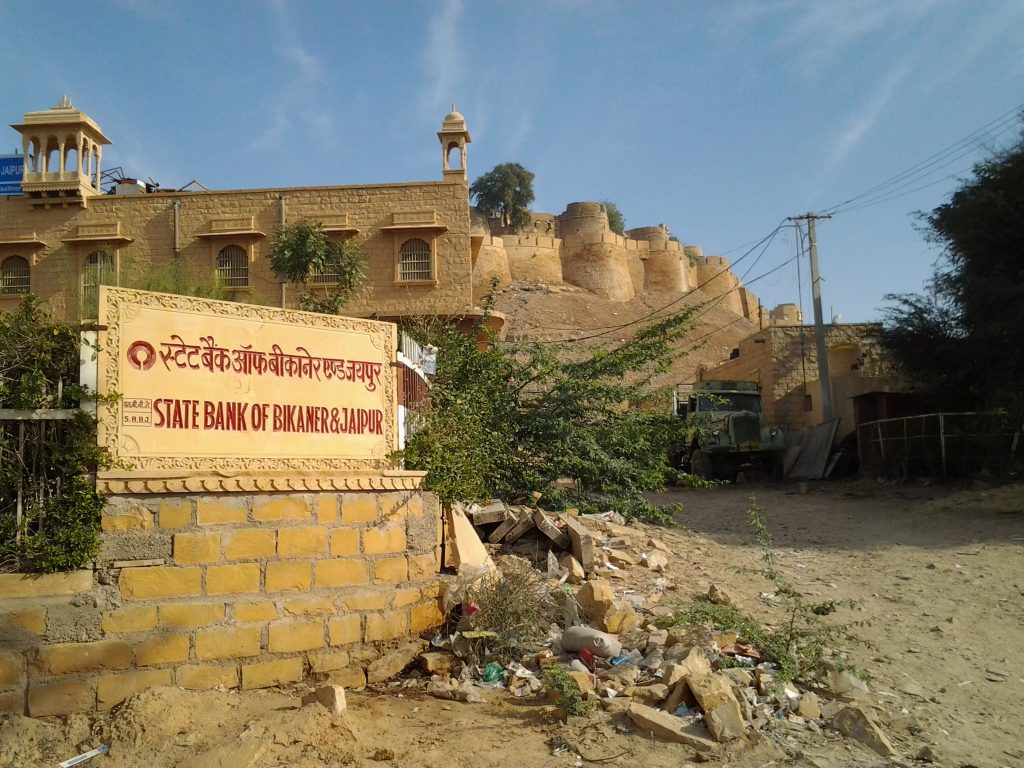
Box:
left=97, top=287, right=399, bottom=481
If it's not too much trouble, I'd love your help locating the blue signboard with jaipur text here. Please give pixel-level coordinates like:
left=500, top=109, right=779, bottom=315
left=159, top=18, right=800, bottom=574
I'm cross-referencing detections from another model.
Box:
left=0, top=155, right=23, bottom=195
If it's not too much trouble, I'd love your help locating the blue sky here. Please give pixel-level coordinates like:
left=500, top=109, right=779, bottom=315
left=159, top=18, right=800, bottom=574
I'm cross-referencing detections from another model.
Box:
left=2, top=0, right=1022, bottom=321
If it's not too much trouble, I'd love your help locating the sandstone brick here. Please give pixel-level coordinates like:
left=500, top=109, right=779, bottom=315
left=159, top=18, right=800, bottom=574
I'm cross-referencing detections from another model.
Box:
left=278, top=526, right=327, bottom=558
left=0, top=690, right=24, bottom=714
left=266, top=560, right=312, bottom=592
left=342, top=589, right=390, bottom=611
left=241, top=658, right=304, bottom=690
left=268, top=620, right=325, bottom=653
left=235, top=601, right=278, bottom=622
left=173, top=532, right=221, bottom=565
left=328, top=615, right=361, bottom=646
left=407, top=552, right=439, bottom=581
left=196, top=497, right=248, bottom=525
left=282, top=597, right=335, bottom=616
left=102, top=605, right=158, bottom=634
left=158, top=499, right=192, bottom=529
left=317, top=495, right=339, bottom=523
left=363, top=524, right=406, bottom=555
left=411, top=601, right=445, bottom=633
left=176, top=663, right=239, bottom=690
left=102, top=506, right=154, bottom=532
left=9, top=609, right=46, bottom=635
left=393, top=587, right=423, bottom=609
left=341, top=494, right=378, bottom=524
left=316, top=559, right=369, bottom=587
left=0, top=570, right=93, bottom=599
left=0, top=651, right=23, bottom=686
left=28, top=680, right=95, bottom=717
left=364, top=610, right=409, bottom=642
left=224, top=529, right=276, bottom=560
left=97, top=669, right=172, bottom=710
left=373, top=557, right=409, bottom=584
left=31, top=640, right=132, bottom=676
left=160, top=602, right=225, bottom=629
left=252, top=495, right=309, bottom=522
left=206, top=563, right=260, bottom=595
left=329, top=527, right=360, bottom=556
left=135, top=634, right=190, bottom=666
left=195, top=627, right=262, bottom=660
left=327, top=666, right=366, bottom=690
left=307, top=650, right=349, bottom=673
left=120, top=566, right=202, bottom=600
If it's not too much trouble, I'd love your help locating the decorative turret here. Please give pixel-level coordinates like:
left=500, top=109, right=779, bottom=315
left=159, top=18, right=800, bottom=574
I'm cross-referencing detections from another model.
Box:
left=11, top=96, right=111, bottom=208
left=438, top=106, right=471, bottom=183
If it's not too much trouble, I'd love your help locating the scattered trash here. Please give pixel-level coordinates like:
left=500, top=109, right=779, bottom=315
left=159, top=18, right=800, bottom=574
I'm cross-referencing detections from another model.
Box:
left=57, top=746, right=109, bottom=768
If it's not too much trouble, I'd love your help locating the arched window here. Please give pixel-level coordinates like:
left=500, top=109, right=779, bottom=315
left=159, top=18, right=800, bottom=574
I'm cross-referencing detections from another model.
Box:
left=82, top=251, right=114, bottom=317
left=1, top=255, right=30, bottom=295
left=398, top=238, right=432, bottom=281
left=217, top=245, right=248, bottom=286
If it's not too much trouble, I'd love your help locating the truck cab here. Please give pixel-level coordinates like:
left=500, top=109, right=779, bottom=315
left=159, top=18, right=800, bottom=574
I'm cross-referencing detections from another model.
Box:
left=674, top=380, right=785, bottom=481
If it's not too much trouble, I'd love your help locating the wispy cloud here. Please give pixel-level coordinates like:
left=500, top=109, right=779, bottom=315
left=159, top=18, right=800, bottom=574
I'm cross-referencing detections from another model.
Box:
left=821, top=64, right=909, bottom=180
left=419, top=0, right=464, bottom=118
left=248, top=0, right=335, bottom=153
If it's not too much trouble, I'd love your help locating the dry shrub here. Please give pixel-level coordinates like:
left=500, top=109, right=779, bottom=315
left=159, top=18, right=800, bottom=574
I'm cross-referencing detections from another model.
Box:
left=465, top=556, right=570, bottom=663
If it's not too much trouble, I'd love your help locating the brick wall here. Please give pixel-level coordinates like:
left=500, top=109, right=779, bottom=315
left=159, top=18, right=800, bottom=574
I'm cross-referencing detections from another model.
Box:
left=0, top=489, right=444, bottom=717
left=0, top=179, right=472, bottom=322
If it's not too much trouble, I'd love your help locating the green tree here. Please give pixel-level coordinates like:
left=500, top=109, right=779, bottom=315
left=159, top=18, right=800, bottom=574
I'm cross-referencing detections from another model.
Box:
left=268, top=220, right=366, bottom=314
left=602, top=200, right=625, bottom=235
left=877, top=126, right=1024, bottom=412
left=403, top=304, right=693, bottom=522
left=470, top=163, right=536, bottom=231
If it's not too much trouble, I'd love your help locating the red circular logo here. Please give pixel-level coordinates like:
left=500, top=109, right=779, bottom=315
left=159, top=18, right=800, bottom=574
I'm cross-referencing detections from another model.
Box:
left=127, top=340, right=156, bottom=371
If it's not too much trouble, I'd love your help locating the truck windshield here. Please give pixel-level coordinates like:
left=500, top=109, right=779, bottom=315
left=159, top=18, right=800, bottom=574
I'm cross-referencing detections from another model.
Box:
left=697, top=393, right=762, bottom=413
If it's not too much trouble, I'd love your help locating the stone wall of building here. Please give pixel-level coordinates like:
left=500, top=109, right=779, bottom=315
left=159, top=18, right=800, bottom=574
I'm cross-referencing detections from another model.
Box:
left=471, top=234, right=512, bottom=298
left=0, top=179, right=473, bottom=322
left=0, top=489, right=443, bottom=717
left=501, top=234, right=564, bottom=283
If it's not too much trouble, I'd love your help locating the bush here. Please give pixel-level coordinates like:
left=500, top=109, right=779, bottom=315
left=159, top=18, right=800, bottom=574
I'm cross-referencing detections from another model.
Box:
left=0, top=297, right=108, bottom=573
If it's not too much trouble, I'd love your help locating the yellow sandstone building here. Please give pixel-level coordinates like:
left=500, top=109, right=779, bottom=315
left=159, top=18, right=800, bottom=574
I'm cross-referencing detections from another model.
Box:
left=0, top=97, right=766, bottom=328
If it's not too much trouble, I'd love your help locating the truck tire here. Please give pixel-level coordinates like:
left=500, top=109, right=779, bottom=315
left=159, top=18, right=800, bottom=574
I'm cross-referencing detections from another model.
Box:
left=690, top=449, right=715, bottom=480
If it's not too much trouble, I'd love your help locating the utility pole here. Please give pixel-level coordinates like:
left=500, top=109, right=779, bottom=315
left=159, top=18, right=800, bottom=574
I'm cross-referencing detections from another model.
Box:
left=788, top=213, right=834, bottom=422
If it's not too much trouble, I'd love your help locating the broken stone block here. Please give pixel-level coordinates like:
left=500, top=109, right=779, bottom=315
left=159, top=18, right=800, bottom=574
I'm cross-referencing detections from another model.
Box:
left=797, top=691, right=822, bottom=719
left=687, top=673, right=748, bottom=743
left=631, top=683, right=669, bottom=704
left=559, top=554, right=585, bottom=584
left=576, top=578, right=613, bottom=614
left=596, top=664, right=641, bottom=689
left=559, top=513, right=595, bottom=572
left=366, top=641, right=425, bottom=683
left=419, top=651, right=457, bottom=675
left=661, top=647, right=712, bottom=687
left=720, top=668, right=754, bottom=687
left=642, top=550, right=668, bottom=572
left=707, top=583, right=735, bottom=606
left=601, top=697, right=631, bottom=714
left=626, top=702, right=718, bottom=751
left=446, top=506, right=496, bottom=572
left=647, top=537, right=670, bottom=552
left=327, top=667, right=366, bottom=690
left=301, top=685, right=347, bottom=715
left=488, top=509, right=521, bottom=543
left=606, top=549, right=636, bottom=567
left=602, top=601, right=641, bottom=634
left=565, top=670, right=594, bottom=695
left=533, top=509, right=570, bottom=549
left=831, top=706, right=896, bottom=756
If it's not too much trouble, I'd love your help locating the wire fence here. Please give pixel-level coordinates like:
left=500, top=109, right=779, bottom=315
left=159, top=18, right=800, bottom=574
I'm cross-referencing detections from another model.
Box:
left=857, top=412, right=1019, bottom=479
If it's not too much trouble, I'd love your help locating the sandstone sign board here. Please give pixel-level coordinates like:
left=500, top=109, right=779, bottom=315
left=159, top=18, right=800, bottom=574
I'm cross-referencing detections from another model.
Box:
left=96, top=287, right=398, bottom=478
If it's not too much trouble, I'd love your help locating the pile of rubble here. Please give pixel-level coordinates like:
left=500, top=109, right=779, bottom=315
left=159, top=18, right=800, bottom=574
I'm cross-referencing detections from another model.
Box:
left=378, top=501, right=899, bottom=759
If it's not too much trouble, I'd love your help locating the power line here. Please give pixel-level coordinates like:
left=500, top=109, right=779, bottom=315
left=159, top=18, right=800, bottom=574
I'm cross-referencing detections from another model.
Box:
left=821, top=101, right=1023, bottom=215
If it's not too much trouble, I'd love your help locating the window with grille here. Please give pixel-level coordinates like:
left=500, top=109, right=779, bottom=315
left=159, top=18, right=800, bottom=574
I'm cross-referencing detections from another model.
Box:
left=310, top=261, right=340, bottom=284
left=398, top=238, right=432, bottom=281
left=1, top=255, right=30, bottom=295
left=217, top=245, right=249, bottom=287
left=82, top=251, right=114, bottom=318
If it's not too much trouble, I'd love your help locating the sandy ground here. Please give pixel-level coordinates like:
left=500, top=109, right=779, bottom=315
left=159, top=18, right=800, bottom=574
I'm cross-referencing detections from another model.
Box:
left=2, top=480, right=1022, bottom=768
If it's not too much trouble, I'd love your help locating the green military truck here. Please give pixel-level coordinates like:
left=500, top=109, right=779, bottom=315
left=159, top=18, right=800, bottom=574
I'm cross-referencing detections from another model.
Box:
left=674, top=380, right=785, bottom=481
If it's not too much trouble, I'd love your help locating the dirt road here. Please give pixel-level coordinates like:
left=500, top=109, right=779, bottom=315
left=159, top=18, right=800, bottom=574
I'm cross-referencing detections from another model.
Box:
left=2, top=481, right=1021, bottom=767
